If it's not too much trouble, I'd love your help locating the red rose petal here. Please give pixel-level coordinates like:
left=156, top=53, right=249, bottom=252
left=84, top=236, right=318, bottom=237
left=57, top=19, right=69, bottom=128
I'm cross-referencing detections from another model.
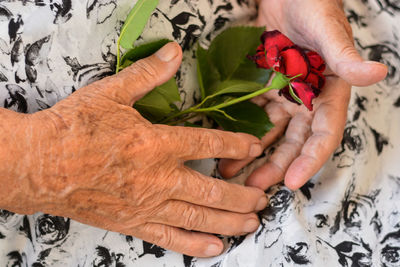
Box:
left=305, top=70, right=326, bottom=90
left=247, top=45, right=269, bottom=69
left=307, top=51, right=326, bottom=73
left=261, top=30, right=294, bottom=52
left=280, top=46, right=310, bottom=79
left=291, top=81, right=316, bottom=111
left=266, top=45, right=281, bottom=70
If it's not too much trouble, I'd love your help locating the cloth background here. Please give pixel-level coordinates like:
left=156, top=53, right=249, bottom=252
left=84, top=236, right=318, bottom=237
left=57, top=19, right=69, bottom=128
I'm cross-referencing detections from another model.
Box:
left=0, top=0, right=399, bottom=266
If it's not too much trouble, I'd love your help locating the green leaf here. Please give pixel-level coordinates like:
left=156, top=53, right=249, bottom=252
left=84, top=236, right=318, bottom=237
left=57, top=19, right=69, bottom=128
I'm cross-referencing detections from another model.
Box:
left=207, top=101, right=274, bottom=139
left=134, top=90, right=172, bottom=123
left=119, top=59, right=134, bottom=70
left=119, top=0, right=159, bottom=50
left=120, top=39, right=171, bottom=68
left=208, top=80, right=264, bottom=98
left=208, top=26, right=265, bottom=81
left=155, top=77, right=181, bottom=103
left=196, top=44, right=220, bottom=99
left=133, top=92, right=172, bottom=123
left=232, top=58, right=272, bottom=84
left=133, top=78, right=180, bottom=122
left=184, top=121, right=203, bottom=128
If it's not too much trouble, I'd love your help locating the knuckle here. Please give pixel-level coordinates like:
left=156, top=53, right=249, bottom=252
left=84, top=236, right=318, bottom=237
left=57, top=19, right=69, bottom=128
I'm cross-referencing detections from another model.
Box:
left=89, top=78, right=128, bottom=103
left=207, top=132, right=225, bottom=156
left=203, top=181, right=224, bottom=205
left=155, top=226, right=174, bottom=249
left=338, top=44, right=358, bottom=59
left=113, top=207, right=132, bottom=222
left=182, top=205, right=205, bottom=231
left=129, top=59, right=159, bottom=86
left=129, top=126, right=161, bottom=154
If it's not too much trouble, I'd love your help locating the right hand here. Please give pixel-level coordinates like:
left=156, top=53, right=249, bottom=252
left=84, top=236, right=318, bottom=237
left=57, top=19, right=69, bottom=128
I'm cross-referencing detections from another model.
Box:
left=19, top=42, right=267, bottom=257
left=218, top=0, right=388, bottom=191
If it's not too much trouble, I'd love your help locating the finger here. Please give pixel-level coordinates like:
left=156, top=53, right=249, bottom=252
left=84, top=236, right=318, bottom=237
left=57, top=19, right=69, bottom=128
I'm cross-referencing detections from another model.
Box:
left=136, top=223, right=224, bottom=257
left=170, top=167, right=268, bottom=213
left=155, top=124, right=263, bottom=160
left=310, top=2, right=387, bottom=86
left=66, top=207, right=224, bottom=258
left=87, top=42, right=183, bottom=106
left=218, top=101, right=291, bottom=178
left=284, top=77, right=350, bottom=190
left=151, top=200, right=260, bottom=236
left=245, top=112, right=312, bottom=190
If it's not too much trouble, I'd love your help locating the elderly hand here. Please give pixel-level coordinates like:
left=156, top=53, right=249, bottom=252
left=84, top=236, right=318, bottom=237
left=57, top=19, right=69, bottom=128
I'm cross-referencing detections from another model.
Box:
left=219, top=0, right=388, bottom=190
left=1, top=43, right=267, bottom=257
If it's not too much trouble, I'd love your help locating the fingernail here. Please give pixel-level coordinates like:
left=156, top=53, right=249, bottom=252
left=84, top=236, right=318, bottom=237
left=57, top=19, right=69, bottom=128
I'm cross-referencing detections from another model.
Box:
left=364, top=61, right=388, bottom=68
left=249, top=144, right=263, bottom=157
left=243, top=218, right=260, bottom=233
left=255, top=196, right=268, bottom=211
left=155, top=42, right=178, bottom=62
left=205, top=244, right=222, bottom=256
left=364, top=60, right=384, bottom=65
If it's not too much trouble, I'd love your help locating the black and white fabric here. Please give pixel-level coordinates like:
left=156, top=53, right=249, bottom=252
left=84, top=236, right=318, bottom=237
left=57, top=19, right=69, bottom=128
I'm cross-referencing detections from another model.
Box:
left=0, top=0, right=399, bottom=266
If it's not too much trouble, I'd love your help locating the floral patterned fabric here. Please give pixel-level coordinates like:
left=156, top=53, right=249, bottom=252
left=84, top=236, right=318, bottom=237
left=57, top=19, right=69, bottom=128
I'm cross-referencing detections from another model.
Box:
left=0, top=0, right=400, bottom=266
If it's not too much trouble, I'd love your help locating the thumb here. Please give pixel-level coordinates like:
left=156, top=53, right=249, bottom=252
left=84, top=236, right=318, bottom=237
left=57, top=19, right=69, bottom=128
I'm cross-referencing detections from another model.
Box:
left=317, top=17, right=387, bottom=86
left=91, top=42, right=182, bottom=106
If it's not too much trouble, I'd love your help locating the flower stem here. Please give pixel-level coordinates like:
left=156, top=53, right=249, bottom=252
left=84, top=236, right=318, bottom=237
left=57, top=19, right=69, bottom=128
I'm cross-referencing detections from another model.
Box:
left=160, top=72, right=290, bottom=125
left=158, top=107, right=196, bottom=124
left=194, top=86, right=274, bottom=113
left=161, top=86, right=274, bottom=124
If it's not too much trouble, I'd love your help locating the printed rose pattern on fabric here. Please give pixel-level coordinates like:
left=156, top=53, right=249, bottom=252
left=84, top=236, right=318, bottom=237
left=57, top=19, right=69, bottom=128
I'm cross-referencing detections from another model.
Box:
left=35, top=215, right=70, bottom=245
left=0, top=0, right=400, bottom=266
left=249, top=30, right=326, bottom=110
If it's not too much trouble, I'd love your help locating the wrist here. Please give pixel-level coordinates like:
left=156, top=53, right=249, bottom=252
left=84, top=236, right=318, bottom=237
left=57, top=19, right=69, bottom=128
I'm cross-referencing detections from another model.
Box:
left=0, top=109, right=49, bottom=214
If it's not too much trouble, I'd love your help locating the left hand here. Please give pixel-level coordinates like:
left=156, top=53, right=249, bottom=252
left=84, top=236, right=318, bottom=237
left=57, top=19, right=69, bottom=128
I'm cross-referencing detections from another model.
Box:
left=218, top=0, right=388, bottom=190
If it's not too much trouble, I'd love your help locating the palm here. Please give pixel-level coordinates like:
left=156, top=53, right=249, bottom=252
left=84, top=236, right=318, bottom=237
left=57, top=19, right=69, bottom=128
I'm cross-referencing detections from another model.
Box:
left=219, top=75, right=350, bottom=190
left=251, top=76, right=350, bottom=189
left=220, top=76, right=350, bottom=190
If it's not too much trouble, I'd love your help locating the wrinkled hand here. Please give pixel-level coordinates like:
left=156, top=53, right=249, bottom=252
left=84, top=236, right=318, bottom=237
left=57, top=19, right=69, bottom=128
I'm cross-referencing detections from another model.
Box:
left=24, top=43, right=267, bottom=257
left=219, top=0, right=388, bottom=190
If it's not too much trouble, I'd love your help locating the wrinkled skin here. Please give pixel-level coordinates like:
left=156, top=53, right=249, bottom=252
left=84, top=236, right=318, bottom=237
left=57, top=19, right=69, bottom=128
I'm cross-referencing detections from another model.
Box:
left=0, top=43, right=268, bottom=257
left=219, top=0, right=388, bottom=190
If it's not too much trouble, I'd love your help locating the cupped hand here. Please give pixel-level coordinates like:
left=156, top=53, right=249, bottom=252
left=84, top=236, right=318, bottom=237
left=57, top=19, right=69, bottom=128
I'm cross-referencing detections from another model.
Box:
left=23, top=43, right=267, bottom=257
left=256, top=0, right=388, bottom=86
left=219, top=0, right=387, bottom=190
left=219, top=76, right=350, bottom=190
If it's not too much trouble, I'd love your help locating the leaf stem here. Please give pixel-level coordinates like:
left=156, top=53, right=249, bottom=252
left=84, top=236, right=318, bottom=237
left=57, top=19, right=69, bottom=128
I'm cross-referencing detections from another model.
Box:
left=166, top=113, right=199, bottom=126
left=116, top=39, right=121, bottom=74
left=288, top=83, right=303, bottom=105
left=158, top=107, right=197, bottom=124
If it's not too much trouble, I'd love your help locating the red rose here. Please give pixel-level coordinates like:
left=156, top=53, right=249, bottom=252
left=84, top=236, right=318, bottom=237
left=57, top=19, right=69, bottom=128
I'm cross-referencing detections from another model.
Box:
left=249, top=30, right=326, bottom=111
